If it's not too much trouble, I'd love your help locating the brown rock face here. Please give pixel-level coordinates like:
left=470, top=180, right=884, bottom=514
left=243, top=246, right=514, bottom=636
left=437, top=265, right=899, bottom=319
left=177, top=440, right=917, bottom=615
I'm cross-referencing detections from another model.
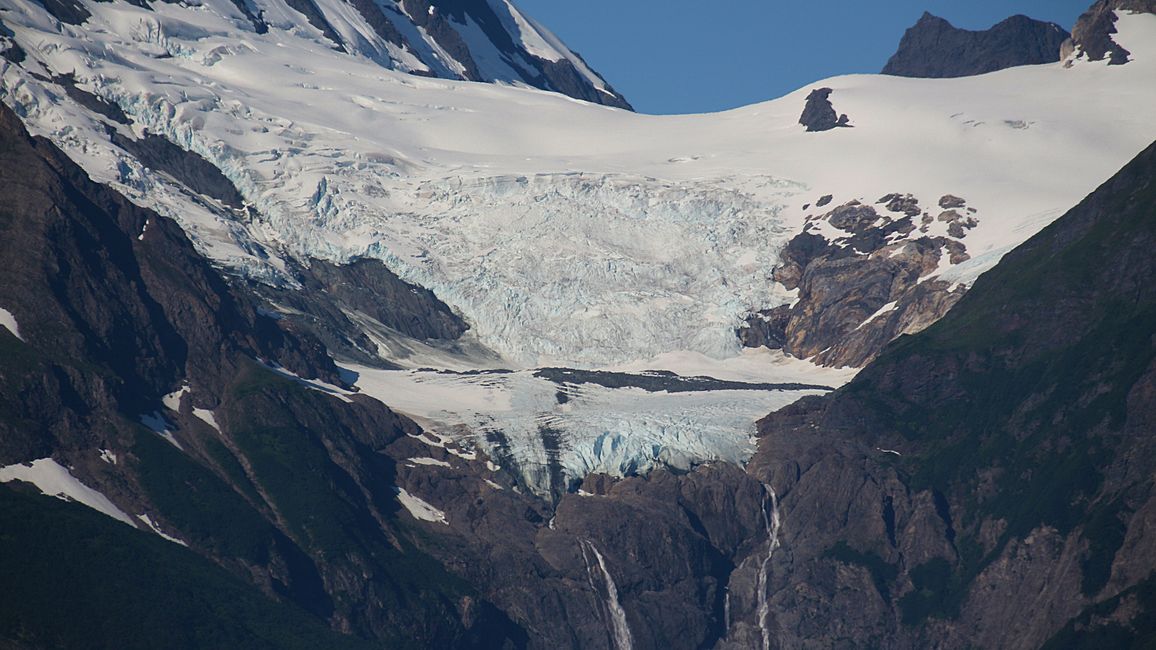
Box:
left=743, top=197, right=970, bottom=368
left=1064, top=0, right=1156, bottom=64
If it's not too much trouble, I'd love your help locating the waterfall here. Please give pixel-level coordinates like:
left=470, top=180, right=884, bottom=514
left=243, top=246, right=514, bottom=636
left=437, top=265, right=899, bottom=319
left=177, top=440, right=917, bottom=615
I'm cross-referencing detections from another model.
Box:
left=723, top=588, right=731, bottom=636
left=581, top=540, right=634, bottom=650
left=756, top=485, right=782, bottom=650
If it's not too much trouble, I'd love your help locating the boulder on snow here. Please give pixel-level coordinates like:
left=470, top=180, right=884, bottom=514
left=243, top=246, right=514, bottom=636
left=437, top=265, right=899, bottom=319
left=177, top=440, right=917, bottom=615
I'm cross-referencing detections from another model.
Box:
left=799, top=88, right=851, bottom=132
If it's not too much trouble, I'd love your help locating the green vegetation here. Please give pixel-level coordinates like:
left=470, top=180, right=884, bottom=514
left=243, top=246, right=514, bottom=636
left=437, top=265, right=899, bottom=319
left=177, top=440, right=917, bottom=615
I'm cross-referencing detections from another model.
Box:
left=132, top=426, right=275, bottom=565
left=221, top=364, right=371, bottom=557
left=0, top=485, right=374, bottom=650
left=218, top=361, right=499, bottom=643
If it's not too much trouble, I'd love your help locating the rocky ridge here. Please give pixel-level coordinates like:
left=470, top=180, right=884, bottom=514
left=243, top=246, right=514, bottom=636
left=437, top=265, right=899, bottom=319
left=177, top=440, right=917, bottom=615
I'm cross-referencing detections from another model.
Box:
left=883, top=12, right=1070, bottom=78
left=798, top=88, right=850, bottom=132
left=16, top=0, right=630, bottom=110
left=1062, top=0, right=1156, bottom=64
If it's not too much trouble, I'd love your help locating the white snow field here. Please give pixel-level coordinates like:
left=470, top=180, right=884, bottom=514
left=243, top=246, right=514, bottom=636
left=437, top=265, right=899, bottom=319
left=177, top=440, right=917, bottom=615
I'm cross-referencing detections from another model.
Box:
left=1, top=0, right=1154, bottom=490
left=0, top=458, right=136, bottom=525
left=0, top=307, right=22, bottom=341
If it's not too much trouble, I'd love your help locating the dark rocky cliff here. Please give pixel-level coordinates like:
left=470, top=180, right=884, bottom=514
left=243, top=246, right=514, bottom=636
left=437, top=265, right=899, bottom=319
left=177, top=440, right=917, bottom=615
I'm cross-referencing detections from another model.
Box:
left=883, top=12, right=1070, bottom=78
left=0, top=101, right=523, bottom=648
left=748, top=138, right=1156, bottom=647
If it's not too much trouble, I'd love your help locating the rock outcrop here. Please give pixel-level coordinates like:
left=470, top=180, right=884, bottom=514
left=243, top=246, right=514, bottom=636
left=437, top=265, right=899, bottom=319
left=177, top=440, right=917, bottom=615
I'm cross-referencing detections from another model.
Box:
left=799, top=88, right=851, bottom=132
left=883, top=12, right=1070, bottom=78
left=741, top=194, right=974, bottom=368
left=1062, top=0, right=1156, bottom=64
left=252, top=257, right=470, bottom=366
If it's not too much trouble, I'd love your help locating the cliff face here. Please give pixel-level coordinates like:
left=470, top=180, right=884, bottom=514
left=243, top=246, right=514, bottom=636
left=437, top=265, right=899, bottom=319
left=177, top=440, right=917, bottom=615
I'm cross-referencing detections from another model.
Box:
left=747, top=138, right=1156, bottom=647
left=883, top=12, right=1070, bottom=78
left=0, top=101, right=524, bottom=648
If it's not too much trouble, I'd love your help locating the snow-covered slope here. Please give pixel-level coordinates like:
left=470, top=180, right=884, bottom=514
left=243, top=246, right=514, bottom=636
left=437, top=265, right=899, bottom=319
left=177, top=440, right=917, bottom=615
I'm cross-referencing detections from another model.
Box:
left=3, top=2, right=1153, bottom=367
left=2, top=0, right=629, bottom=107
left=1, top=0, right=1154, bottom=491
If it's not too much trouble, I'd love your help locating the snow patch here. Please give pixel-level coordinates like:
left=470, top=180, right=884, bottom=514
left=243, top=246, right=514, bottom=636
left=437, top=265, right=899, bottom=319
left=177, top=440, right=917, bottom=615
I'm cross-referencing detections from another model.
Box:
left=0, top=307, right=23, bottom=341
left=396, top=487, right=448, bottom=524
left=856, top=301, right=899, bottom=330
left=137, top=513, right=189, bottom=546
left=258, top=359, right=354, bottom=402
left=162, top=384, right=190, bottom=412
left=0, top=458, right=135, bottom=526
left=406, top=457, right=452, bottom=468
left=192, top=408, right=221, bottom=433
left=140, top=412, right=184, bottom=450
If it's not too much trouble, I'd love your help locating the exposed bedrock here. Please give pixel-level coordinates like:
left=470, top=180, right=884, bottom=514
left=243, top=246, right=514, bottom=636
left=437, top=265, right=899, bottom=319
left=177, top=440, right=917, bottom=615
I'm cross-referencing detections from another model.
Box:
left=883, top=12, right=1070, bottom=78
left=742, top=196, right=971, bottom=368
left=799, top=88, right=851, bottom=132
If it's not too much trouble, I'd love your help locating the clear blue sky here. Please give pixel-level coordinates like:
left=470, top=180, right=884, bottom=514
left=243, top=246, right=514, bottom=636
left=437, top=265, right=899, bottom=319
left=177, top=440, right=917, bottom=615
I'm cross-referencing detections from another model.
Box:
left=517, top=0, right=1094, bottom=115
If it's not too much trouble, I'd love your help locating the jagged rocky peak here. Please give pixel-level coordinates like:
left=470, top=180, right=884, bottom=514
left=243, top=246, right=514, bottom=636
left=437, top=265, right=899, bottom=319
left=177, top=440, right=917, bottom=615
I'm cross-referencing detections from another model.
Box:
left=799, top=88, right=851, bottom=132
left=882, top=11, right=1070, bottom=78
left=1062, top=0, right=1156, bottom=64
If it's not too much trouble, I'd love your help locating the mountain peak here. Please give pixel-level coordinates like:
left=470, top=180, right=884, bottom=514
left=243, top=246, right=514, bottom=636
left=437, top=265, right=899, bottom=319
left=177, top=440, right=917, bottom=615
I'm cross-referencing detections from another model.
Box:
left=883, top=11, right=1070, bottom=78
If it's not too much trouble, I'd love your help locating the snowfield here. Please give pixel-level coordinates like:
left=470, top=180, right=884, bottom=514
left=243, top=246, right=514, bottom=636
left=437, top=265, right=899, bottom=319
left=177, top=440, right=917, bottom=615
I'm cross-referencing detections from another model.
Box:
left=2, top=0, right=1154, bottom=490
left=0, top=458, right=136, bottom=525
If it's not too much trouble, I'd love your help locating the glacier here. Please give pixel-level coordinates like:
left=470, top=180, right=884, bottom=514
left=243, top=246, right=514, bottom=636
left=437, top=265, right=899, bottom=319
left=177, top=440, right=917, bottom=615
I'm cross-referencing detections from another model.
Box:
left=2, top=0, right=1155, bottom=492
left=347, top=352, right=849, bottom=495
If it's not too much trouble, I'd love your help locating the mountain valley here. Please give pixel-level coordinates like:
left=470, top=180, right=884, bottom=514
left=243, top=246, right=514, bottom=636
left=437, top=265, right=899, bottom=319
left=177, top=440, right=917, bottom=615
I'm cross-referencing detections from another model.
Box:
left=1, top=0, right=1155, bottom=647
